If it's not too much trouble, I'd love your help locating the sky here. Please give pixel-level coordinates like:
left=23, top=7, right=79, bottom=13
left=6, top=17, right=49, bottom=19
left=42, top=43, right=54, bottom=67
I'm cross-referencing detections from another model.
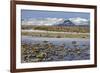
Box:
left=21, top=9, right=90, bottom=20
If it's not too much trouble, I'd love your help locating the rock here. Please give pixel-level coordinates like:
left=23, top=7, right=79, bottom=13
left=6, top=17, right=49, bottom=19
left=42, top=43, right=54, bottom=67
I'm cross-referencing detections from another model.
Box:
left=30, top=58, right=40, bottom=62
left=36, top=52, right=46, bottom=59
left=29, top=54, right=36, bottom=59
left=72, top=41, right=77, bottom=44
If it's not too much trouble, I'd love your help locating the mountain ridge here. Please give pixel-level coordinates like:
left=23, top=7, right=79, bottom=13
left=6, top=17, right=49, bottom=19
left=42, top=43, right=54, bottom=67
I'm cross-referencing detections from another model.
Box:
left=22, top=17, right=89, bottom=26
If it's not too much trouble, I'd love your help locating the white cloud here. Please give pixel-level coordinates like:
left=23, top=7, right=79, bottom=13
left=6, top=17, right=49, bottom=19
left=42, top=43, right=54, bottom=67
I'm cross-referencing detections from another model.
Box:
left=69, top=17, right=89, bottom=25
left=22, top=18, right=64, bottom=25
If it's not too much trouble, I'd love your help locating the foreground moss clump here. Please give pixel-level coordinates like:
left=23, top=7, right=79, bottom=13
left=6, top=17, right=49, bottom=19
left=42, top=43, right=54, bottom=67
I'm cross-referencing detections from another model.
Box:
left=21, top=41, right=90, bottom=63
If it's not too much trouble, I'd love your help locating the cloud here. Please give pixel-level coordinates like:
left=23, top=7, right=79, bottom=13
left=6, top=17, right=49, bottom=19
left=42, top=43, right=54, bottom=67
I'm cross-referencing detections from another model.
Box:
left=22, top=18, right=64, bottom=25
left=69, top=17, right=89, bottom=25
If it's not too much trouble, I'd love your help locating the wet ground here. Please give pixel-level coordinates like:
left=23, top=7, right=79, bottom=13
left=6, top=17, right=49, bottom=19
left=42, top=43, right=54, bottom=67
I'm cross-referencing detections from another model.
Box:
left=21, top=36, right=90, bottom=63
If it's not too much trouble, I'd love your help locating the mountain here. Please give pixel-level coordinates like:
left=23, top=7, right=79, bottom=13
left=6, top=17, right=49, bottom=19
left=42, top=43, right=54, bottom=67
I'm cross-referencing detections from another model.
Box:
left=55, top=20, right=75, bottom=26
left=22, top=17, right=89, bottom=26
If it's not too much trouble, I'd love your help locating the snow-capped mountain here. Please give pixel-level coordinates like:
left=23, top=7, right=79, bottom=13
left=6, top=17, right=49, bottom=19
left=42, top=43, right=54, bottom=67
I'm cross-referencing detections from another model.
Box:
left=22, top=17, right=89, bottom=26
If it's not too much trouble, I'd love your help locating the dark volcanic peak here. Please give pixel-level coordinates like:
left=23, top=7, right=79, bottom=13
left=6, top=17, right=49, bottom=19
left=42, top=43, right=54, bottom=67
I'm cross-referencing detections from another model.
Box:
left=56, top=20, right=75, bottom=26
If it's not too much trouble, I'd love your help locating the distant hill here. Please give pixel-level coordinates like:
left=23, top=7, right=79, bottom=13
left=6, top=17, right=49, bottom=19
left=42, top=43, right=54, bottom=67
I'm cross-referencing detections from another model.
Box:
left=55, top=20, right=75, bottom=26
